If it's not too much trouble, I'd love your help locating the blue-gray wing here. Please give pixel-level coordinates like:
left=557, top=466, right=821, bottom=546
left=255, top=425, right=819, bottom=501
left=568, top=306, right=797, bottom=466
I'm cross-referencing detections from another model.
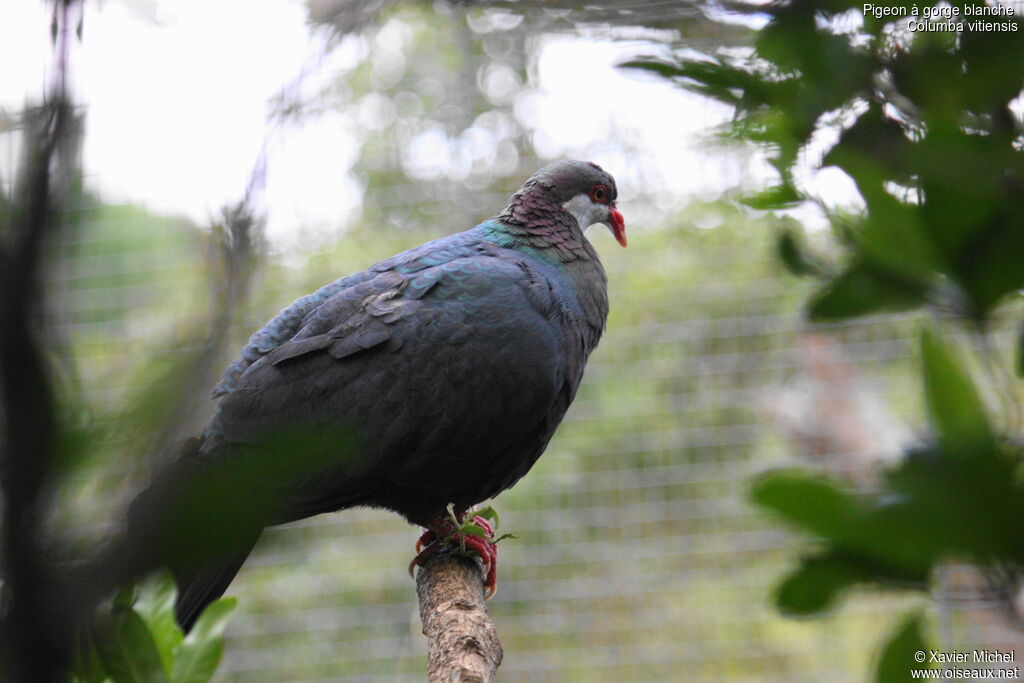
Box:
left=205, top=242, right=570, bottom=507
left=212, top=231, right=492, bottom=398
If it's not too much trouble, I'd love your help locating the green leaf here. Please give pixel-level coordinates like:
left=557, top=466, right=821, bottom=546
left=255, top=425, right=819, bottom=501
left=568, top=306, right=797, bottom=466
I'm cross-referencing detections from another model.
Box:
left=826, top=105, right=910, bottom=178
left=910, top=129, right=1024, bottom=318
left=171, top=597, right=237, bottom=683
left=750, top=470, right=864, bottom=538
left=960, top=19, right=1024, bottom=112
left=619, top=58, right=684, bottom=78
left=856, top=193, right=938, bottom=282
left=756, top=12, right=871, bottom=113
left=920, top=327, right=994, bottom=454
left=875, top=612, right=933, bottom=683
left=132, top=571, right=183, bottom=677
left=113, top=584, right=136, bottom=609
left=948, top=208, right=1024, bottom=319
left=883, top=445, right=1024, bottom=564
left=474, top=505, right=500, bottom=529
left=620, top=57, right=756, bottom=108
left=823, top=129, right=941, bottom=282
left=890, top=42, right=962, bottom=119
left=756, top=11, right=817, bottom=73
left=807, top=262, right=927, bottom=321
left=777, top=227, right=822, bottom=277
left=775, top=553, right=872, bottom=616
left=70, top=630, right=110, bottom=683
left=1018, top=321, right=1024, bottom=378
left=742, top=184, right=802, bottom=210
left=459, top=523, right=489, bottom=539
left=95, top=605, right=169, bottom=683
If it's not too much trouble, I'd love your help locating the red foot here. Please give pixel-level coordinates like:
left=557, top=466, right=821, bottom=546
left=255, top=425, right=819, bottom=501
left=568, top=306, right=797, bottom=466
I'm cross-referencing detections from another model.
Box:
left=408, top=513, right=499, bottom=598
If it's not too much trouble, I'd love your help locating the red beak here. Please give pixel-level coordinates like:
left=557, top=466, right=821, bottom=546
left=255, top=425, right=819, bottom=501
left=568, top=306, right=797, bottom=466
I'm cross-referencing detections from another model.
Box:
left=609, top=204, right=627, bottom=248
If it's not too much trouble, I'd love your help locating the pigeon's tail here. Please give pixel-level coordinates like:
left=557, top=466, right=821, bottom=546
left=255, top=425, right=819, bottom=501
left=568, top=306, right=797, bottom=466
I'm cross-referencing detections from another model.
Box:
left=122, top=437, right=264, bottom=632
left=172, top=487, right=369, bottom=632
left=126, top=437, right=371, bottom=632
left=174, top=531, right=260, bottom=631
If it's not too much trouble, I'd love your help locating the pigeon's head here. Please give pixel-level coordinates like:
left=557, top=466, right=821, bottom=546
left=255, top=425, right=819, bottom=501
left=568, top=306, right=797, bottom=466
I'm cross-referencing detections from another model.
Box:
left=517, top=160, right=627, bottom=248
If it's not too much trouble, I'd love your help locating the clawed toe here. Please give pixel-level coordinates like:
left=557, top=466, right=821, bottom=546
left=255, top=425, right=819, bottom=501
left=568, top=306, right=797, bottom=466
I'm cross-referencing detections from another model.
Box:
left=408, top=530, right=441, bottom=577
left=408, top=509, right=503, bottom=598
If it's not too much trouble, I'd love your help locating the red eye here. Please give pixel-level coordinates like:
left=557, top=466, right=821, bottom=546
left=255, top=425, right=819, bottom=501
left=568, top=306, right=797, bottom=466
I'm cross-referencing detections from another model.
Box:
left=589, top=184, right=609, bottom=204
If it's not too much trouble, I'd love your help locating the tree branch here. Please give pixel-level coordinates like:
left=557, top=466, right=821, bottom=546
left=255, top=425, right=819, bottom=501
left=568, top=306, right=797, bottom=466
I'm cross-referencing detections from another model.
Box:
left=415, top=552, right=503, bottom=682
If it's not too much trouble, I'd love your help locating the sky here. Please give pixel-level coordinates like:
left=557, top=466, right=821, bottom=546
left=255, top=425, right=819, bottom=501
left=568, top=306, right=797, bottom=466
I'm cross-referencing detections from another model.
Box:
left=0, top=0, right=841, bottom=248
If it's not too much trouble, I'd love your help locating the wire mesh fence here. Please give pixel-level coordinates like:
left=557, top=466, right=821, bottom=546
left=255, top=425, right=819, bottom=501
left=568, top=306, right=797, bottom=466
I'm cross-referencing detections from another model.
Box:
left=209, top=221, right=925, bottom=682
left=6, top=0, right=1024, bottom=680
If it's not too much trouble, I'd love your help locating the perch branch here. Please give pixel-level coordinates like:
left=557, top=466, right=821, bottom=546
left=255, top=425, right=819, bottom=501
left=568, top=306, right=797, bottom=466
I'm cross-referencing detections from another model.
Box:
left=415, top=552, right=503, bottom=682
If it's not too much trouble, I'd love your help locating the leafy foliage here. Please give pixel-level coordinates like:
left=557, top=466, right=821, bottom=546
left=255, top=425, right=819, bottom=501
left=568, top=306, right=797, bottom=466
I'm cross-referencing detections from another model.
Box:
left=625, top=0, right=1024, bottom=679
left=73, top=573, right=236, bottom=683
left=876, top=613, right=935, bottom=683
left=625, top=0, right=1024, bottom=323
left=0, top=22, right=252, bottom=679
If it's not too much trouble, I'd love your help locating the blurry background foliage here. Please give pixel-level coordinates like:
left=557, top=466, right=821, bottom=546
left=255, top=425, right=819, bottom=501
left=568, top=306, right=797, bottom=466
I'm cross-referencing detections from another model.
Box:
left=73, top=573, right=237, bottom=683
left=4, top=0, right=1024, bottom=680
left=628, top=0, right=1024, bottom=679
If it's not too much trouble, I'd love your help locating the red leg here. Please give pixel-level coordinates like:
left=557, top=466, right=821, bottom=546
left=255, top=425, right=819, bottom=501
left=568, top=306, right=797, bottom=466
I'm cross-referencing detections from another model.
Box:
left=471, top=515, right=494, bottom=536
left=415, top=527, right=437, bottom=554
left=407, top=520, right=454, bottom=577
left=460, top=531, right=498, bottom=598
left=409, top=512, right=500, bottom=598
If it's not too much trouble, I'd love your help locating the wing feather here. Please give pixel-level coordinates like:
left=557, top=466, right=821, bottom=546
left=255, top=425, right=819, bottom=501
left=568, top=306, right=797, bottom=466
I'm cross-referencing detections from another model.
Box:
left=202, top=233, right=573, bottom=519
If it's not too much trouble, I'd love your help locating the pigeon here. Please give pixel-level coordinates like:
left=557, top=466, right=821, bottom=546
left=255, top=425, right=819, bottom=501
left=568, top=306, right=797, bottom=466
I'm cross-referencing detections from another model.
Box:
left=130, top=160, right=626, bottom=630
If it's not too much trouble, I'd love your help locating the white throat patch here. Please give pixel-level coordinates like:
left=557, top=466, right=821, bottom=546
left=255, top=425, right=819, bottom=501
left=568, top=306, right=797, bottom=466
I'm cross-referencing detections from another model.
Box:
left=562, top=193, right=600, bottom=229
